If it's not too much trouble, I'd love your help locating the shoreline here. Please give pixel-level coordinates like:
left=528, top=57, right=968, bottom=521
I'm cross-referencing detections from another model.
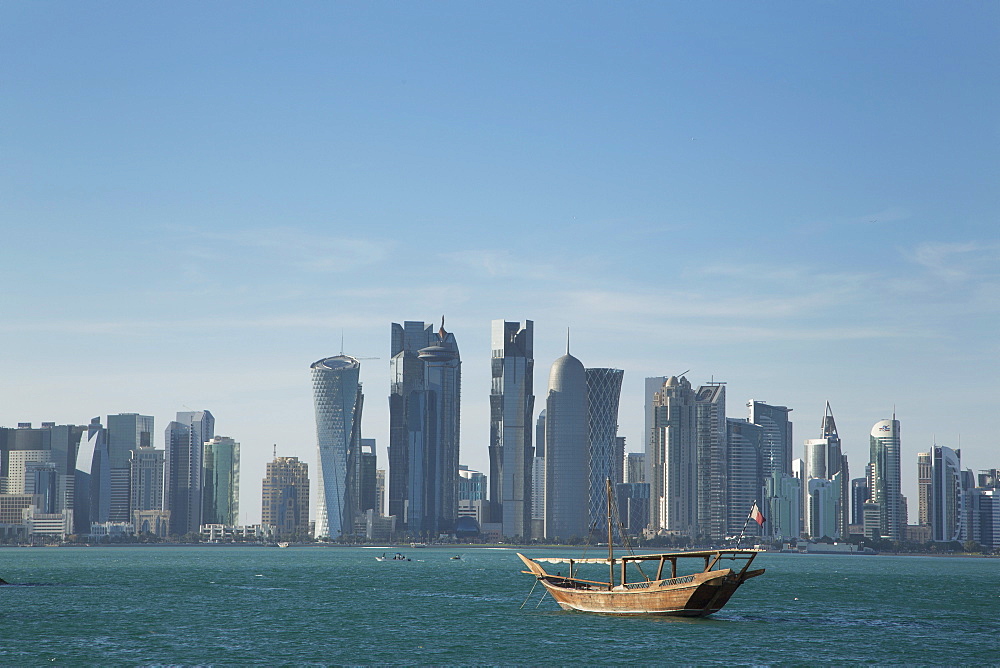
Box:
left=0, top=542, right=995, bottom=558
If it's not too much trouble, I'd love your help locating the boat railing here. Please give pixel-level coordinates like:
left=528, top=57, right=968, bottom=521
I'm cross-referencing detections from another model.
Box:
left=658, top=575, right=695, bottom=587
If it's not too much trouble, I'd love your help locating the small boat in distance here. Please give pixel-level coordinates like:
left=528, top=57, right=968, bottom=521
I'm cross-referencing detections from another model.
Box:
left=517, top=480, right=764, bottom=617
left=376, top=552, right=411, bottom=562
left=276, top=542, right=290, bottom=548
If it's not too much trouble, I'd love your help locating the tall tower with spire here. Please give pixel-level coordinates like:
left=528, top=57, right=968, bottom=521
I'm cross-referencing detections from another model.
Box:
left=869, top=413, right=906, bottom=541
left=803, top=402, right=848, bottom=539
left=543, top=337, right=589, bottom=540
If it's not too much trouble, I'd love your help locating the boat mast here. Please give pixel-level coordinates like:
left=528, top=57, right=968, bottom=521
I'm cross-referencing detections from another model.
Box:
left=607, top=477, right=614, bottom=588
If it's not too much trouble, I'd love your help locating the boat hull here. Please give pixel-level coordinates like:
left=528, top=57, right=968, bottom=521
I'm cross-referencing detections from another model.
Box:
left=540, top=570, right=742, bottom=616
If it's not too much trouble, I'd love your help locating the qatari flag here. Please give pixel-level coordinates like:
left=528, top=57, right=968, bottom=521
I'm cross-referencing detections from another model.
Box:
left=750, top=503, right=766, bottom=526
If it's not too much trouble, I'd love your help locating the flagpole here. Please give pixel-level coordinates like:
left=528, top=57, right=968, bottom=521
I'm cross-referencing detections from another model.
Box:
left=736, top=500, right=757, bottom=549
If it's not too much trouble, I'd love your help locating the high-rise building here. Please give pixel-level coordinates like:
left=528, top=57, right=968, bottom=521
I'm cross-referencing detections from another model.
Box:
left=649, top=376, right=697, bottom=536
left=917, top=452, right=932, bottom=527
left=488, top=320, right=534, bottom=539
left=850, top=477, right=868, bottom=527
left=388, top=320, right=461, bottom=537
left=75, top=417, right=110, bottom=533
left=764, top=472, right=801, bottom=541
left=748, top=401, right=793, bottom=478
left=696, top=383, right=727, bottom=542
left=358, top=439, right=378, bottom=515
left=544, top=349, right=589, bottom=540
left=375, top=469, right=386, bottom=517
left=726, top=419, right=764, bottom=538
left=311, top=355, right=364, bottom=540
left=869, top=416, right=906, bottom=541
left=457, top=465, right=487, bottom=526
left=585, top=367, right=624, bottom=533
left=262, top=456, right=310, bottom=538
left=615, top=482, right=650, bottom=534
left=203, top=436, right=240, bottom=527
left=803, top=403, right=847, bottom=539
left=644, top=376, right=668, bottom=458
left=164, top=410, right=215, bottom=536
left=531, top=411, right=546, bottom=526
left=931, top=445, right=963, bottom=542
left=129, top=445, right=164, bottom=512
left=626, top=452, right=645, bottom=484
left=130, top=445, right=167, bottom=536
left=106, top=414, right=154, bottom=524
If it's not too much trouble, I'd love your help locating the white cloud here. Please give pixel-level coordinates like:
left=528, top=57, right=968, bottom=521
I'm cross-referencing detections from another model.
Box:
left=907, top=240, right=1000, bottom=282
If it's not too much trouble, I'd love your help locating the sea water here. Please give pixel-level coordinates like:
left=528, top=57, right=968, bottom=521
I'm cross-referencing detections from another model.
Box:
left=0, top=545, right=996, bottom=666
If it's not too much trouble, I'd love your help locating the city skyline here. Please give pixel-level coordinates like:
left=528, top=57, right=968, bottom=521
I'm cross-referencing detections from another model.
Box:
left=1, top=3, right=997, bottom=524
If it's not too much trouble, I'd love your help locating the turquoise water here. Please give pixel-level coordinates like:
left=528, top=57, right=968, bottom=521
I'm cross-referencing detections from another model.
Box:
left=0, top=546, right=996, bottom=666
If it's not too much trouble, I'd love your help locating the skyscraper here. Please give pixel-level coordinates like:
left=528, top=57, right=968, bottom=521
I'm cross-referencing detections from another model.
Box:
left=869, top=416, right=906, bottom=541
left=695, top=383, right=727, bottom=541
left=748, top=401, right=793, bottom=478
left=726, top=418, right=764, bottom=538
left=202, top=436, right=240, bottom=527
left=644, top=376, right=668, bottom=458
left=931, top=445, right=963, bottom=542
left=75, top=417, right=110, bottom=533
left=585, top=367, right=623, bottom=533
left=649, top=376, right=697, bottom=536
left=625, top=452, right=645, bottom=484
left=130, top=445, right=168, bottom=536
left=311, top=355, right=363, bottom=540
left=165, top=410, right=214, bottom=536
left=388, top=320, right=461, bottom=536
left=544, top=349, right=589, bottom=540
left=130, top=446, right=165, bottom=513
left=262, top=456, right=310, bottom=538
left=106, top=414, right=154, bottom=524
left=917, top=452, right=932, bottom=527
left=358, top=439, right=378, bottom=515
left=803, top=403, right=847, bottom=539
left=531, top=410, right=546, bottom=528
left=488, top=320, right=534, bottom=539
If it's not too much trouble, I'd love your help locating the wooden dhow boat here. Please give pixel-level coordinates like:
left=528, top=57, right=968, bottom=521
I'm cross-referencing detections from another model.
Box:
left=517, top=480, right=765, bottom=617
left=517, top=548, right=763, bottom=616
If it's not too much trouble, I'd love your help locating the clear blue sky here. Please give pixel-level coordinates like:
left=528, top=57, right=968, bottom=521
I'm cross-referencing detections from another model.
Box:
left=2, top=2, right=997, bottom=524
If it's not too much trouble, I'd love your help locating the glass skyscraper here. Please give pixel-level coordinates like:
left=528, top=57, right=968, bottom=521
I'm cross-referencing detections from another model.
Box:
left=803, top=403, right=848, bottom=538
left=311, top=355, right=363, bottom=540
left=585, top=367, right=623, bottom=534
left=869, top=416, right=906, bottom=541
left=202, top=436, right=240, bottom=527
left=726, top=418, right=764, bottom=537
left=489, top=320, right=535, bottom=539
left=388, top=320, right=461, bottom=537
left=748, top=401, right=793, bottom=478
left=165, top=410, right=214, bottom=536
left=695, top=383, right=727, bottom=542
left=106, top=413, right=154, bottom=524
left=650, top=376, right=697, bottom=536
left=931, top=445, right=963, bottom=542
